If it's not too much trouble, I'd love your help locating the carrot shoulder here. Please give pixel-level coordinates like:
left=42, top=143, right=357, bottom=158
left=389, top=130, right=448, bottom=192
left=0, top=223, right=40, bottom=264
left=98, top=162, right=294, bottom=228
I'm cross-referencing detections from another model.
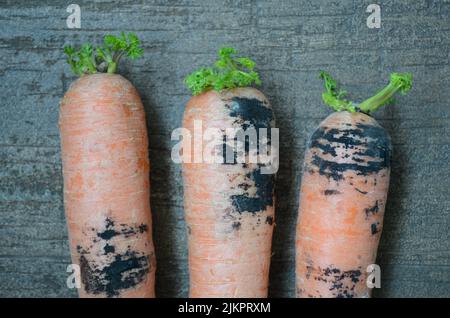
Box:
left=295, top=72, right=412, bottom=298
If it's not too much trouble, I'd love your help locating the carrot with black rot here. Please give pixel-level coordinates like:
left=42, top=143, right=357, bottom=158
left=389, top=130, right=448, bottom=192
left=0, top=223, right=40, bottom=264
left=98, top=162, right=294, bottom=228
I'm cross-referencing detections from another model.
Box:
left=182, top=47, right=277, bottom=297
left=295, top=71, right=413, bottom=298
left=60, top=33, right=156, bottom=297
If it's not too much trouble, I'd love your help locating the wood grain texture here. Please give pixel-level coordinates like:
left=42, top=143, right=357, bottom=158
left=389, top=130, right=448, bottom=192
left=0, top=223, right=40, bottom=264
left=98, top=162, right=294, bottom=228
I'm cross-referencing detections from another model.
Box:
left=0, top=0, right=449, bottom=297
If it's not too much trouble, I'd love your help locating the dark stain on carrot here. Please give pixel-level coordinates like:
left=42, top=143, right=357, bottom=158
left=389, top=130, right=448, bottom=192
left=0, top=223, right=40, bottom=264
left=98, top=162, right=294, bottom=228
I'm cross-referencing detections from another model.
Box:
left=97, top=218, right=148, bottom=240
left=79, top=249, right=151, bottom=297
left=232, top=221, right=241, bottom=230
left=355, top=188, right=368, bottom=195
left=221, top=134, right=238, bottom=165
left=221, top=97, right=274, bottom=165
left=97, top=229, right=118, bottom=240
left=78, top=216, right=151, bottom=297
left=230, top=167, right=274, bottom=213
left=365, top=200, right=379, bottom=218
left=324, top=189, right=340, bottom=195
left=97, top=217, right=119, bottom=240
left=238, top=182, right=251, bottom=191
left=104, top=243, right=115, bottom=254
left=310, top=127, right=342, bottom=157
left=352, top=156, right=365, bottom=163
left=308, top=124, right=391, bottom=181
left=138, top=223, right=148, bottom=233
left=371, top=223, right=379, bottom=235
left=228, top=97, right=273, bottom=131
left=320, top=266, right=362, bottom=298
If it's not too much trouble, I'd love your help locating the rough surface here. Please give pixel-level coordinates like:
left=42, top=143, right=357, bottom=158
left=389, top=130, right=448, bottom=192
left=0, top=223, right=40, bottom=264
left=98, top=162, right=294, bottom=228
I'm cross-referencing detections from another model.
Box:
left=296, top=112, right=391, bottom=298
left=0, top=0, right=449, bottom=297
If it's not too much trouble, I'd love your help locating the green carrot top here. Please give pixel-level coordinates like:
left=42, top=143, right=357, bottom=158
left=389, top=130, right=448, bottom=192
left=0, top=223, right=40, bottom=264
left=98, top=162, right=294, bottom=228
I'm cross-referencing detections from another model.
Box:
left=319, top=71, right=413, bottom=114
left=184, top=47, right=261, bottom=95
left=63, top=32, right=144, bottom=76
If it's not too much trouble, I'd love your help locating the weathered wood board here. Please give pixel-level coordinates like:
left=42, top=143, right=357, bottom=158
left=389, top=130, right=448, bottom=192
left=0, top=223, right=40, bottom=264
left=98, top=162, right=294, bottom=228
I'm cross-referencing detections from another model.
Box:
left=0, top=0, right=449, bottom=297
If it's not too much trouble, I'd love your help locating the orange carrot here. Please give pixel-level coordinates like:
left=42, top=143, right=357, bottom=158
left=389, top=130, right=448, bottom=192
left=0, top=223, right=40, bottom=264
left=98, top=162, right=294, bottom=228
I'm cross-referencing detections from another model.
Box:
left=60, top=34, right=155, bottom=298
left=183, top=88, right=275, bottom=297
left=182, top=48, right=276, bottom=297
left=295, top=72, right=412, bottom=298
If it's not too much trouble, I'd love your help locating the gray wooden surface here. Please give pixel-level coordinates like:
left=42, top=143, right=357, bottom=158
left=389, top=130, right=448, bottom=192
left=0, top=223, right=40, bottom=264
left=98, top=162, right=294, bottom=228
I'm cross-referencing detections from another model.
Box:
left=0, top=0, right=449, bottom=298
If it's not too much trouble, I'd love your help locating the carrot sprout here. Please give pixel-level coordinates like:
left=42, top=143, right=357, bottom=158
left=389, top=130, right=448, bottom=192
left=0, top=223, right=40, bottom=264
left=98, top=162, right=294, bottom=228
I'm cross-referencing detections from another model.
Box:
left=63, top=32, right=143, bottom=76
left=358, top=73, right=413, bottom=114
left=184, top=47, right=261, bottom=95
left=319, top=71, right=356, bottom=113
left=319, top=71, right=413, bottom=115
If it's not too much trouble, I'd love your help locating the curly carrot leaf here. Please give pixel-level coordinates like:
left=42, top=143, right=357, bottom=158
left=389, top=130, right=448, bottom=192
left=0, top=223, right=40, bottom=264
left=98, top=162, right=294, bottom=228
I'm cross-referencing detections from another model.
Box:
left=63, top=32, right=144, bottom=76
left=235, top=57, right=256, bottom=70
left=184, top=47, right=261, bottom=95
left=319, top=71, right=356, bottom=113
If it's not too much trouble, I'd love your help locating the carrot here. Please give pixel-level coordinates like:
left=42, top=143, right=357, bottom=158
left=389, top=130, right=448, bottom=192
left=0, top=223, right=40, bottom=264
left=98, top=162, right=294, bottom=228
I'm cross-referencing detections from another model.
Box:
left=59, top=33, right=155, bottom=298
left=182, top=48, right=276, bottom=297
left=295, top=72, right=413, bottom=298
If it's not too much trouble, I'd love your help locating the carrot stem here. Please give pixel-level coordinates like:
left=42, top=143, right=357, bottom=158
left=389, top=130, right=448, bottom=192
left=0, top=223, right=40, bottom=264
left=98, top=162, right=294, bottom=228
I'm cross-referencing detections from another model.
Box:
left=107, top=62, right=117, bottom=74
left=358, top=73, right=413, bottom=114
left=319, top=71, right=413, bottom=115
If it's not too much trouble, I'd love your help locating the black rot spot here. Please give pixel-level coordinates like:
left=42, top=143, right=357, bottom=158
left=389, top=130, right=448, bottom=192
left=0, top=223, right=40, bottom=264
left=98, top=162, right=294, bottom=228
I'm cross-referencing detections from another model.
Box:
left=324, top=189, right=341, bottom=196
left=79, top=250, right=151, bottom=298
left=355, top=188, right=368, bottom=195
left=138, top=223, right=148, bottom=233
left=77, top=216, right=152, bottom=297
left=311, top=265, right=362, bottom=298
left=230, top=167, right=274, bottom=213
left=371, top=223, right=380, bottom=235
left=308, top=124, right=391, bottom=181
left=220, top=97, right=274, bottom=165
left=265, top=216, right=274, bottom=225
left=104, top=243, right=115, bottom=254
left=97, top=217, right=118, bottom=240
left=365, top=200, right=379, bottom=218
